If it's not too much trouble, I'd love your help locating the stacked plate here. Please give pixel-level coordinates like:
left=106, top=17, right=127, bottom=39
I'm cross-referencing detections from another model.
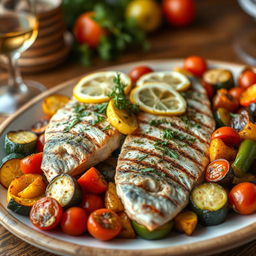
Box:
left=0, top=0, right=72, bottom=73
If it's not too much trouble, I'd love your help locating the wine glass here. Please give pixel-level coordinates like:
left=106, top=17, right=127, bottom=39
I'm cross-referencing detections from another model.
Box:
left=235, top=0, right=256, bottom=65
left=0, top=0, right=46, bottom=115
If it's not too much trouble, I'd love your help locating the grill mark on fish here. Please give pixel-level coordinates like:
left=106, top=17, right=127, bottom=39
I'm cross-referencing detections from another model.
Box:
left=124, top=145, right=201, bottom=177
left=187, top=104, right=213, bottom=120
left=187, top=93, right=210, bottom=107
left=137, top=119, right=204, bottom=155
left=118, top=157, right=190, bottom=192
left=130, top=133, right=205, bottom=169
left=186, top=113, right=213, bottom=130
left=141, top=204, right=165, bottom=216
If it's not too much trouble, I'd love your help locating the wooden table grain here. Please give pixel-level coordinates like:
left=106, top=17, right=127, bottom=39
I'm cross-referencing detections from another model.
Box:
left=0, top=0, right=256, bottom=255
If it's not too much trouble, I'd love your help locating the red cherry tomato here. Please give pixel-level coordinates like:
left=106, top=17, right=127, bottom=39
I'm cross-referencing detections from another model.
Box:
left=129, top=66, right=153, bottom=84
left=73, top=12, right=106, bottom=48
left=162, top=0, right=194, bottom=27
left=30, top=197, right=62, bottom=230
left=200, top=79, right=214, bottom=99
left=36, top=134, right=45, bottom=152
left=184, top=56, right=207, bottom=77
left=60, top=207, right=88, bottom=236
left=211, top=127, right=241, bottom=147
left=238, top=69, right=256, bottom=89
left=81, top=193, right=104, bottom=213
left=87, top=209, right=122, bottom=240
left=20, top=152, right=43, bottom=175
left=77, top=167, right=107, bottom=194
left=229, top=182, right=256, bottom=215
left=228, top=87, right=244, bottom=100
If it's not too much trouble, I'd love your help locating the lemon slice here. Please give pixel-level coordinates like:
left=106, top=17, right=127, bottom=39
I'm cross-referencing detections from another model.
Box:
left=130, top=83, right=187, bottom=116
left=73, top=71, right=132, bottom=103
left=136, top=71, right=191, bottom=91
left=107, top=100, right=138, bottom=135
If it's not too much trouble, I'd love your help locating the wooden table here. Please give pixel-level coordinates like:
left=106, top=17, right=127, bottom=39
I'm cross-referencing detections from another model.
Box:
left=0, top=0, right=256, bottom=255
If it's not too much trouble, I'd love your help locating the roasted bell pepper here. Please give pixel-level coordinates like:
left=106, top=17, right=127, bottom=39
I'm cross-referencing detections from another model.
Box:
left=118, top=212, right=136, bottom=238
left=214, top=108, right=231, bottom=128
left=239, top=122, right=256, bottom=141
left=132, top=220, right=173, bottom=240
left=209, top=139, right=237, bottom=162
left=213, top=89, right=239, bottom=112
left=105, top=182, right=124, bottom=212
left=232, top=139, right=256, bottom=177
left=174, top=211, right=198, bottom=236
left=240, top=84, right=256, bottom=107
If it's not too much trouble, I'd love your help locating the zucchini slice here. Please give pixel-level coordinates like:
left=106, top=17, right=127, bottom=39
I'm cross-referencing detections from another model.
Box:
left=0, top=153, right=24, bottom=188
left=46, top=174, right=82, bottom=208
left=190, top=183, right=228, bottom=226
left=5, top=130, right=38, bottom=156
left=203, top=68, right=234, bottom=90
left=214, top=108, right=231, bottom=128
left=7, top=198, right=31, bottom=216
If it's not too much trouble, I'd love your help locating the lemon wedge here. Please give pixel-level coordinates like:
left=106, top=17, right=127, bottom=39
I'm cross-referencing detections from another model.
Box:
left=73, top=71, right=132, bottom=103
left=136, top=71, right=191, bottom=91
left=130, top=83, right=187, bottom=116
left=106, top=100, right=138, bottom=135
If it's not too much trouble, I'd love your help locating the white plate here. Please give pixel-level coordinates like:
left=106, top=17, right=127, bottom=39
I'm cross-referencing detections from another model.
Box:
left=0, top=59, right=255, bottom=256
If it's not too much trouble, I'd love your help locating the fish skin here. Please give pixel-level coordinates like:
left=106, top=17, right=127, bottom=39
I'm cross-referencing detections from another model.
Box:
left=115, top=80, right=215, bottom=231
left=42, top=100, right=122, bottom=181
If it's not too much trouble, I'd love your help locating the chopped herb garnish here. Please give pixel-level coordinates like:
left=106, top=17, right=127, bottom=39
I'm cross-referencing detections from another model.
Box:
left=133, top=139, right=145, bottom=144
left=102, top=125, right=111, bottom=131
left=140, top=168, right=156, bottom=172
left=137, top=154, right=148, bottom=161
left=230, top=113, right=239, bottom=118
left=163, top=128, right=196, bottom=144
left=154, top=140, right=179, bottom=159
left=91, top=115, right=105, bottom=125
left=94, top=102, right=108, bottom=114
left=108, top=73, right=139, bottom=114
left=150, top=119, right=168, bottom=126
left=180, top=115, right=200, bottom=129
left=74, top=104, right=87, bottom=113
left=64, top=118, right=80, bottom=132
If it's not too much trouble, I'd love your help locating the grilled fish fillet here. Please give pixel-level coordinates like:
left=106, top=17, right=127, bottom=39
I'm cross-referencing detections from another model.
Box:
left=115, top=80, right=215, bottom=230
left=42, top=100, right=122, bottom=181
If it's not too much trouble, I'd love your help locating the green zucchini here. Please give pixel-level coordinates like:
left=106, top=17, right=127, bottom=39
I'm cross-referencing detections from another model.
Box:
left=203, top=68, right=234, bottom=90
left=190, top=183, right=228, bottom=226
left=7, top=198, right=31, bottom=216
left=132, top=221, right=173, bottom=240
left=214, top=108, right=231, bottom=128
left=5, top=130, right=38, bottom=156
left=46, top=174, right=82, bottom=208
left=0, top=153, right=24, bottom=188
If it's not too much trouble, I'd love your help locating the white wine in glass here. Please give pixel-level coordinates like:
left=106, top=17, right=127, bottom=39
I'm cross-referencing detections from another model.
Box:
left=0, top=0, right=46, bottom=115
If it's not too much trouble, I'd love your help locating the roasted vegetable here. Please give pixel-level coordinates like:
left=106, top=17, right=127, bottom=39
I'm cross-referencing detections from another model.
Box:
left=95, top=157, right=117, bottom=182
left=203, top=68, right=234, bottom=90
left=190, top=183, right=228, bottom=226
left=46, top=174, right=82, bottom=208
left=7, top=198, right=31, bottom=216
left=205, top=159, right=233, bottom=187
left=31, top=117, right=49, bottom=135
left=240, top=84, right=256, bottom=107
left=214, top=108, right=231, bottom=128
left=209, top=139, right=237, bottom=162
left=105, top=182, right=124, bottom=212
left=132, top=220, right=173, bottom=240
left=232, top=139, right=256, bottom=177
left=118, top=212, right=136, bottom=238
left=42, top=94, right=69, bottom=117
left=238, top=68, right=256, bottom=89
left=5, top=130, right=38, bottom=156
left=231, top=109, right=251, bottom=132
left=239, top=122, right=256, bottom=141
left=174, top=211, right=198, bottom=236
left=229, top=87, right=244, bottom=100
left=20, top=152, right=43, bottom=175
left=0, top=153, right=24, bottom=188
left=233, top=173, right=256, bottom=185
left=81, top=193, right=104, bottom=213
left=211, top=127, right=240, bottom=147
left=213, top=89, right=239, bottom=112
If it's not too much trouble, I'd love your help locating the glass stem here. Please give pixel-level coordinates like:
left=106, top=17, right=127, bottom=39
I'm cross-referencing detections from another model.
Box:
left=7, top=54, right=25, bottom=93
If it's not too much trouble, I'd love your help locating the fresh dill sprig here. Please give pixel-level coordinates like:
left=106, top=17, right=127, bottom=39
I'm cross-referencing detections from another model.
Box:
left=94, top=102, right=108, bottom=114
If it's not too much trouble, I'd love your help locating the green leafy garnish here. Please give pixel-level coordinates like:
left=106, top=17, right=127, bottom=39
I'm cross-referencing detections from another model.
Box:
left=154, top=140, right=179, bottom=159
left=163, top=128, right=196, bottom=144
left=91, top=115, right=105, bottom=125
left=94, top=102, right=108, bottom=114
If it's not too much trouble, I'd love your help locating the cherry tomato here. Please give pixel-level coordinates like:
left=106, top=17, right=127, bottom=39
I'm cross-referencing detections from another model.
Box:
left=73, top=12, right=106, bottom=48
left=238, top=69, right=256, bottom=89
left=20, top=152, right=43, bottom=175
left=228, top=87, right=244, bottom=100
left=211, top=127, right=241, bottom=147
left=60, top=207, right=88, bottom=236
left=200, top=79, right=214, bottom=99
left=162, top=0, right=194, bottom=27
left=229, top=182, right=256, bottom=215
left=77, top=167, right=107, bottom=194
left=184, top=56, right=207, bottom=77
left=36, top=134, right=45, bottom=152
left=81, top=193, right=104, bottom=213
left=30, top=197, right=62, bottom=230
left=87, top=209, right=122, bottom=240
left=129, top=66, right=153, bottom=84
left=126, top=0, right=162, bottom=32
left=213, top=89, right=239, bottom=112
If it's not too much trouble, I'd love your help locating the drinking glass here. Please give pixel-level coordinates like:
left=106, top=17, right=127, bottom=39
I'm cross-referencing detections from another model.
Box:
left=235, top=0, right=256, bottom=65
left=0, top=0, right=46, bottom=115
